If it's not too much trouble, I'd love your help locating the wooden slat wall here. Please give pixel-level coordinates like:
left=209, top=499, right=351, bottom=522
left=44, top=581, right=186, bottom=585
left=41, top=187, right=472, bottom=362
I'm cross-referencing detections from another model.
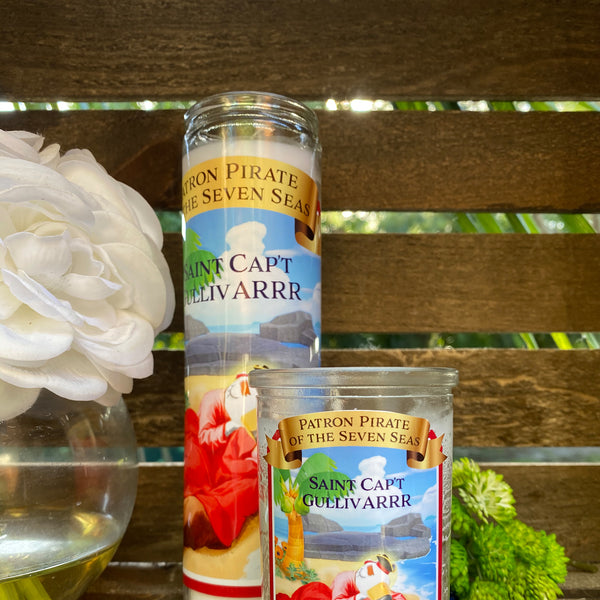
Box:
left=162, top=232, right=600, bottom=334
left=115, top=462, right=600, bottom=565
left=1, top=0, right=599, bottom=100
left=2, top=110, right=599, bottom=213
left=81, top=561, right=600, bottom=600
left=121, top=348, right=600, bottom=563
left=320, top=234, right=600, bottom=333
left=128, top=349, right=600, bottom=449
left=1, top=0, right=599, bottom=593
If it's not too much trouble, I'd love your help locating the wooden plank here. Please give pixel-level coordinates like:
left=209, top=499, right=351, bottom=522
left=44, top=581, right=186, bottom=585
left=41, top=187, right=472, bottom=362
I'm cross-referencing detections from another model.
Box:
left=162, top=232, right=600, bottom=334
left=323, top=111, right=600, bottom=214
left=496, top=464, right=600, bottom=564
left=82, top=563, right=182, bottom=600
left=83, top=562, right=600, bottom=599
left=321, top=233, right=600, bottom=333
left=324, top=348, right=600, bottom=448
left=115, top=465, right=183, bottom=563
left=113, top=463, right=600, bottom=563
left=129, top=348, right=600, bottom=448
left=561, top=566, right=600, bottom=600
left=1, top=110, right=599, bottom=214
left=1, top=0, right=599, bottom=101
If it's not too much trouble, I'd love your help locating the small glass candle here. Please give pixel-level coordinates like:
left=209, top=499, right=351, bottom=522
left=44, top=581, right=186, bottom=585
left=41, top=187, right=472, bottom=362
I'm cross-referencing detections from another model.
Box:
left=250, top=367, right=458, bottom=600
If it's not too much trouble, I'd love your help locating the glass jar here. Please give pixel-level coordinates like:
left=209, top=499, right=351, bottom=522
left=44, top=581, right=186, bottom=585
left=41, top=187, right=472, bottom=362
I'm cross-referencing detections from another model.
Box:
left=0, top=389, right=138, bottom=600
left=250, top=367, right=458, bottom=600
left=182, top=92, right=321, bottom=600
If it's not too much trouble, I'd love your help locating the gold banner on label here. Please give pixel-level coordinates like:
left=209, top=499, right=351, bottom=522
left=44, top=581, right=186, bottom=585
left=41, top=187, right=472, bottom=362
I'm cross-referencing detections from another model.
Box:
left=182, top=156, right=319, bottom=253
left=264, top=410, right=446, bottom=470
left=407, top=433, right=446, bottom=470
left=265, top=435, right=302, bottom=470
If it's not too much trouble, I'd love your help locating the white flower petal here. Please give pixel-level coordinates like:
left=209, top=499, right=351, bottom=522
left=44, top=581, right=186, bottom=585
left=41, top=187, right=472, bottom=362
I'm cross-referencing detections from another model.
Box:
left=0, top=306, right=73, bottom=362
left=1, top=268, right=83, bottom=326
left=75, top=310, right=155, bottom=367
left=68, top=298, right=117, bottom=330
left=60, top=148, right=96, bottom=166
left=94, top=385, right=122, bottom=407
left=69, top=237, right=104, bottom=277
left=7, top=130, right=45, bottom=152
left=100, top=243, right=168, bottom=328
left=38, top=143, right=61, bottom=168
left=89, top=210, right=156, bottom=257
left=43, top=352, right=109, bottom=400
left=0, top=206, right=16, bottom=238
left=76, top=315, right=136, bottom=345
left=0, top=159, right=96, bottom=227
left=86, top=216, right=174, bottom=331
left=57, top=154, right=137, bottom=222
left=94, top=364, right=135, bottom=394
left=0, top=282, right=22, bottom=319
left=0, top=379, right=40, bottom=421
left=0, top=351, right=107, bottom=401
left=120, top=183, right=164, bottom=248
left=0, top=130, right=44, bottom=161
left=92, top=350, right=153, bottom=380
left=55, top=272, right=121, bottom=301
left=5, top=231, right=72, bottom=277
left=152, top=244, right=175, bottom=333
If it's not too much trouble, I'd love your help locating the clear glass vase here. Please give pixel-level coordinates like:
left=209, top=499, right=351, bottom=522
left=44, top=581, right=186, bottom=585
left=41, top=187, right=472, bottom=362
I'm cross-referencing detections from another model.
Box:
left=0, top=389, right=138, bottom=600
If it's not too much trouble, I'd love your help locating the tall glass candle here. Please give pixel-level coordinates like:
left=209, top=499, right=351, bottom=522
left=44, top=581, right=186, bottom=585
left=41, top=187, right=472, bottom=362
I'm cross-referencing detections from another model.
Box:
left=250, top=367, right=457, bottom=600
left=182, top=92, right=322, bottom=600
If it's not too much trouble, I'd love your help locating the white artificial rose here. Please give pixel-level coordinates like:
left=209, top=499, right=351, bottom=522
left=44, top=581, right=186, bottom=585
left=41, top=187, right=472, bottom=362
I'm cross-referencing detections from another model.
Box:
left=0, top=129, right=175, bottom=420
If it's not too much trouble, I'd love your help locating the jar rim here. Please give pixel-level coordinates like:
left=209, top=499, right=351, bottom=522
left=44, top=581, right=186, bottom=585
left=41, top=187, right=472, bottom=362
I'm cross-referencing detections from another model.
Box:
left=184, top=90, right=319, bottom=135
left=248, top=367, right=458, bottom=389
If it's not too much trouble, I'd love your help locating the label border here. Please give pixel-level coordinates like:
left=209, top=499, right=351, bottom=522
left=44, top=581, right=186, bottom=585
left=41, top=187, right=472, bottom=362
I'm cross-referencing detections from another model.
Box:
left=266, top=442, right=445, bottom=599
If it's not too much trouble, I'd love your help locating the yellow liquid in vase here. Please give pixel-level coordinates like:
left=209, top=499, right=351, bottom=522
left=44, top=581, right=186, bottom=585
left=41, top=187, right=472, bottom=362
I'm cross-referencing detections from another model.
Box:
left=0, top=543, right=118, bottom=600
left=0, top=509, right=122, bottom=600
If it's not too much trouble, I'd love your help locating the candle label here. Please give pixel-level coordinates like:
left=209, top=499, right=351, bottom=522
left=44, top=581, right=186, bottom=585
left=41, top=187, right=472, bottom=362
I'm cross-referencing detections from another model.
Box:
left=182, top=155, right=321, bottom=598
left=261, top=410, right=447, bottom=600
left=182, top=156, right=320, bottom=254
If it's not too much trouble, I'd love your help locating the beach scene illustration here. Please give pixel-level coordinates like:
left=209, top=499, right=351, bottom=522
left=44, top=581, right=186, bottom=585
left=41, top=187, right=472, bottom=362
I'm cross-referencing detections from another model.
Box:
left=270, top=446, right=441, bottom=600
left=184, top=209, right=321, bottom=372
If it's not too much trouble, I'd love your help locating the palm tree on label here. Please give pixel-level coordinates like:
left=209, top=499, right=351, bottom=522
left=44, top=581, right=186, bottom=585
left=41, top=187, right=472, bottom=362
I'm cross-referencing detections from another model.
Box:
left=183, top=228, right=221, bottom=295
left=274, top=452, right=353, bottom=575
